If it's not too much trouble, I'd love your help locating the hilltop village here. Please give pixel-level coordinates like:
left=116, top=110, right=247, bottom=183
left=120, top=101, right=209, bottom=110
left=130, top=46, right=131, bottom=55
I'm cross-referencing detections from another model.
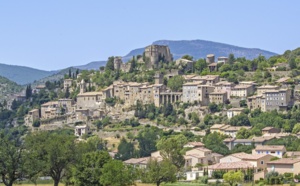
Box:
left=4, top=44, right=300, bottom=185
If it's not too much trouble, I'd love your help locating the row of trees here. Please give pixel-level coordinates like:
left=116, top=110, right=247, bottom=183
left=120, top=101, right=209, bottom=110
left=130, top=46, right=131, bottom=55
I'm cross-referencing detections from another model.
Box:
left=0, top=130, right=137, bottom=186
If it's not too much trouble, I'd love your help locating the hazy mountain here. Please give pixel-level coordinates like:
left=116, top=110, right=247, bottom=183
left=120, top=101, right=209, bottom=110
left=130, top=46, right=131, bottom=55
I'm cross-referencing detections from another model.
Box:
left=0, top=63, right=56, bottom=85
left=124, top=39, right=277, bottom=61
left=73, top=61, right=106, bottom=70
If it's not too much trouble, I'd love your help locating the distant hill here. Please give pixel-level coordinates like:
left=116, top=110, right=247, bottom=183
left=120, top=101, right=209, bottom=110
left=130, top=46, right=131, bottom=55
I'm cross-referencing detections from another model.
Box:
left=124, top=39, right=277, bottom=61
left=73, top=61, right=106, bottom=70
left=0, top=75, right=22, bottom=103
left=32, top=67, right=79, bottom=86
left=0, top=63, right=56, bottom=85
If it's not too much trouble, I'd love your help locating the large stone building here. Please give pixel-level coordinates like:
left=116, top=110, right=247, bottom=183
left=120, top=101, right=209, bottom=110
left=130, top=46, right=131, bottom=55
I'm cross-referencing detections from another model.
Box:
left=182, top=82, right=215, bottom=106
left=230, top=84, right=254, bottom=98
left=144, top=45, right=173, bottom=68
left=247, top=88, right=292, bottom=112
left=209, top=91, right=228, bottom=104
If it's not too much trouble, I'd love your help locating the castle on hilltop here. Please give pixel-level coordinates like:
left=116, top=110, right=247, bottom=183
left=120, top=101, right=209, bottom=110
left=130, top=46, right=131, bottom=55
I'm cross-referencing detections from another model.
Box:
left=144, top=45, right=173, bottom=68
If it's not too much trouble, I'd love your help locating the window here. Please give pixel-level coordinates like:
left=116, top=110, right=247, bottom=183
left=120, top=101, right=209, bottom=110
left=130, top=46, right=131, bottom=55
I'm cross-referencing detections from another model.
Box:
left=266, top=151, right=269, bottom=154
left=261, top=161, right=264, bottom=165
left=277, top=151, right=281, bottom=155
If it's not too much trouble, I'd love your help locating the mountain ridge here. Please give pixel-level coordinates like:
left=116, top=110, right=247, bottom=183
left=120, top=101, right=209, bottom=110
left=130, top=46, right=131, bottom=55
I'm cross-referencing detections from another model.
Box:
left=0, top=39, right=278, bottom=85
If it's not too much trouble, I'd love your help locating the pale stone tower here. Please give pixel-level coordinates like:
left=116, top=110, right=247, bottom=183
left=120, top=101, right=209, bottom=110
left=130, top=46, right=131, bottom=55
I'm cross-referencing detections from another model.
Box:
left=80, top=79, right=86, bottom=94
left=154, top=72, right=164, bottom=84
left=206, top=54, right=215, bottom=63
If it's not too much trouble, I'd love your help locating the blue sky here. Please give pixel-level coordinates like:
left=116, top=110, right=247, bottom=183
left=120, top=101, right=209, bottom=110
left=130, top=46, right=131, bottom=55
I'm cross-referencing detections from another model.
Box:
left=0, top=1, right=299, bottom=70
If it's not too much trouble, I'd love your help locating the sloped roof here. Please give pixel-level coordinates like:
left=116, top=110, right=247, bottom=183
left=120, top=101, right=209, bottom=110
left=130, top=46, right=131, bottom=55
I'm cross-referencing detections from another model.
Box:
left=267, top=158, right=300, bottom=165
left=208, top=161, right=254, bottom=170
left=255, top=145, right=286, bottom=151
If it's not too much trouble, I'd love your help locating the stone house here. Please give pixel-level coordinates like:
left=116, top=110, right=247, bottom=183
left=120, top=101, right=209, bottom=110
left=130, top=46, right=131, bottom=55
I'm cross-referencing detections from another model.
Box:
left=124, top=157, right=150, bottom=169
left=257, top=85, right=279, bottom=95
left=77, top=92, right=105, bottom=110
left=247, top=89, right=292, bottom=112
left=217, top=57, right=228, bottom=63
left=210, top=124, right=230, bottom=134
left=208, top=63, right=218, bottom=72
left=223, top=126, right=252, bottom=138
left=185, top=147, right=214, bottom=168
left=220, top=152, right=273, bottom=170
left=74, top=125, right=89, bottom=137
left=41, top=101, right=59, bottom=119
left=64, top=79, right=73, bottom=90
left=209, top=91, right=228, bottom=104
left=267, top=158, right=300, bottom=175
left=227, top=107, right=245, bottom=119
left=182, top=83, right=214, bottom=105
left=230, top=84, right=254, bottom=98
left=25, top=109, right=40, bottom=126
left=252, top=145, right=286, bottom=158
left=215, top=81, right=234, bottom=99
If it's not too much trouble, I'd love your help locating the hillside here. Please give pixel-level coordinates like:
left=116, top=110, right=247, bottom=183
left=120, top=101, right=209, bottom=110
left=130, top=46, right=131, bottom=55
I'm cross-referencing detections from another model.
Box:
left=0, top=63, right=56, bottom=85
left=0, top=75, right=22, bottom=103
left=32, top=67, right=79, bottom=86
left=124, top=39, right=277, bottom=61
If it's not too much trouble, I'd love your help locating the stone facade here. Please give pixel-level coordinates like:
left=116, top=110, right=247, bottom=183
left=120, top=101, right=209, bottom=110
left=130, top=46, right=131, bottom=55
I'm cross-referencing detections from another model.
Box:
left=209, top=91, right=228, bottom=104
left=230, top=85, right=254, bottom=98
left=248, top=88, right=292, bottom=112
left=64, top=79, right=73, bottom=90
left=144, top=45, right=173, bottom=68
left=182, top=82, right=215, bottom=106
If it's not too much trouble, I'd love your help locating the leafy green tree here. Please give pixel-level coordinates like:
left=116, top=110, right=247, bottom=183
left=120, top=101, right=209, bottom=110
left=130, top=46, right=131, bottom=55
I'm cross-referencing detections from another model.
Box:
left=11, top=99, right=19, bottom=110
left=71, top=151, right=111, bottom=186
left=26, top=84, right=32, bottom=99
left=236, top=128, right=252, bottom=139
left=203, top=132, right=230, bottom=155
left=105, top=56, right=115, bottom=71
left=157, top=134, right=187, bottom=169
left=181, top=55, right=193, bottom=61
left=65, top=87, right=70, bottom=98
left=289, top=57, right=297, bottom=69
left=292, top=123, right=300, bottom=134
left=239, top=100, right=247, bottom=107
left=32, top=120, right=40, bottom=127
left=228, top=53, right=235, bottom=65
left=190, top=112, right=200, bottom=124
left=0, top=131, right=26, bottom=186
left=25, top=132, right=76, bottom=186
left=100, top=160, right=136, bottom=186
left=142, top=159, right=177, bottom=186
left=208, top=102, right=220, bottom=113
left=137, top=127, right=162, bottom=157
left=115, top=138, right=136, bottom=161
left=231, top=144, right=254, bottom=154
left=194, top=59, right=207, bottom=72
left=223, top=171, right=244, bottom=186
left=167, top=75, right=184, bottom=91
left=229, top=113, right=250, bottom=126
